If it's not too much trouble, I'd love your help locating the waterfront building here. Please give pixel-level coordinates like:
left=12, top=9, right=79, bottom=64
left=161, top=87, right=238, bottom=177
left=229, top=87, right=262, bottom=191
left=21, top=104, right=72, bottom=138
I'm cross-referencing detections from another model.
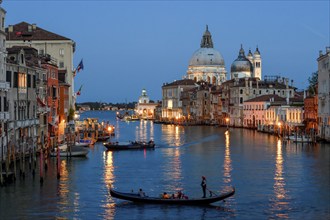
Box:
left=162, top=79, right=195, bottom=121
left=187, top=26, right=227, bottom=85
left=0, top=1, right=10, bottom=163
left=6, top=46, right=41, bottom=158
left=58, top=76, right=70, bottom=141
left=210, top=87, right=222, bottom=125
left=265, top=105, right=304, bottom=135
left=6, top=22, right=76, bottom=128
left=41, top=55, right=59, bottom=147
left=231, top=45, right=262, bottom=80
left=243, top=94, right=286, bottom=129
left=317, top=46, right=330, bottom=141
left=135, top=88, right=157, bottom=119
left=221, top=76, right=296, bottom=127
left=304, top=90, right=318, bottom=134
left=195, top=81, right=212, bottom=124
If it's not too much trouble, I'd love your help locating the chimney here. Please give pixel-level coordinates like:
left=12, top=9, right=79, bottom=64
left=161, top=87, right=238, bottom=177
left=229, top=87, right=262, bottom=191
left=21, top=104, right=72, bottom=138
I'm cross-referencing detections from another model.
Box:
left=8, top=25, right=13, bottom=32
left=32, top=23, right=37, bottom=30
left=326, top=47, right=330, bottom=53
left=319, top=50, right=323, bottom=57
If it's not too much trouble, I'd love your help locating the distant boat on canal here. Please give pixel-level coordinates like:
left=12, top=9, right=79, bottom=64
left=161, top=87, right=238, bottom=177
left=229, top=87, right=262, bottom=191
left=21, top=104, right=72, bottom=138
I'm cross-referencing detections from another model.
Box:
left=103, top=140, right=155, bottom=150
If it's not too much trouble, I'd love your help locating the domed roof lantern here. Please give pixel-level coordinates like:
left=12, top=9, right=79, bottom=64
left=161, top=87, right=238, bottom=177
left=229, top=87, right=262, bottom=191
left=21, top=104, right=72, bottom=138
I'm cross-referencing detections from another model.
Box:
left=254, top=46, right=260, bottom=55
left=200, top=25, right=214, bottom=48
left=238, top=44, right=245, bottom=58
left=247, top=49, right=253, bottom=57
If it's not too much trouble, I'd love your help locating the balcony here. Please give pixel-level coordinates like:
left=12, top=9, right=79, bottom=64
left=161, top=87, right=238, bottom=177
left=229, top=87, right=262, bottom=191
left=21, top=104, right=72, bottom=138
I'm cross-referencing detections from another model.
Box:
left=0, top=112, right=9, bottom=120
left=0, top=82, right=10, bottom=90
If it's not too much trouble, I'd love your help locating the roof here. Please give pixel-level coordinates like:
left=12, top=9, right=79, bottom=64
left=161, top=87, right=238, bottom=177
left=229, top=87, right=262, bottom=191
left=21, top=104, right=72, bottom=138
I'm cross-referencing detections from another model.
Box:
left=6, top=22, right=72, bottom=41
left=245, top=94, right=286, bottom=103
left=162, top=79, right=196, bottom=87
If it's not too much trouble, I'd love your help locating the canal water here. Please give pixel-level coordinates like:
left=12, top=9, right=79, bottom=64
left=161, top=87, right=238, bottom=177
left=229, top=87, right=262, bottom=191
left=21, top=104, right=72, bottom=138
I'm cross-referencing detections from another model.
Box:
left=1, top=110, right=329, bottom=219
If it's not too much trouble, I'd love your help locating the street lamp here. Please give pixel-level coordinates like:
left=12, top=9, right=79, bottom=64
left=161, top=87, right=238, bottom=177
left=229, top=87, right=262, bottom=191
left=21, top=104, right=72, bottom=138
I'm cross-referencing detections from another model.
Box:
left=226, top=117, right=229, bottom=130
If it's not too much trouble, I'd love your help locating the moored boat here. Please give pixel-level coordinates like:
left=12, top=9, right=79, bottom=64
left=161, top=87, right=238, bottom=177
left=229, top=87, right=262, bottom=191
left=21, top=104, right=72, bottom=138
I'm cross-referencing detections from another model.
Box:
left=75, top=141, right=90, bottom=147
left=288, top=135, right=313, bottom=143
left=50, top=145, right=89, bottom=157
left=109, top=187, right=235, bottom=205
left=103, top=140, right=155, bottom=150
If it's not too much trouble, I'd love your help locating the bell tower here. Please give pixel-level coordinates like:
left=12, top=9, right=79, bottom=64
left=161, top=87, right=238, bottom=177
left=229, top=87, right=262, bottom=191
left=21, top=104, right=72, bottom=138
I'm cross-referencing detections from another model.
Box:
left=253, top=47, right=262, bottom=79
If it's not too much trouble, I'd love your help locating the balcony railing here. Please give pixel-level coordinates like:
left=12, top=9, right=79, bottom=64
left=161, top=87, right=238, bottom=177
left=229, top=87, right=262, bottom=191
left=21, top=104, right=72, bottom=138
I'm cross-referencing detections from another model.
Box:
left=0, top=82, right=10, bottom=90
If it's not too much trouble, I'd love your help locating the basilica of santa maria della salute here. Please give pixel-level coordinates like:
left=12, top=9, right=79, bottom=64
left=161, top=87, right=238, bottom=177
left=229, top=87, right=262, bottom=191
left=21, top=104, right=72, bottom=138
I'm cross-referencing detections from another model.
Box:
left=186, top=25, right=262, bottom=84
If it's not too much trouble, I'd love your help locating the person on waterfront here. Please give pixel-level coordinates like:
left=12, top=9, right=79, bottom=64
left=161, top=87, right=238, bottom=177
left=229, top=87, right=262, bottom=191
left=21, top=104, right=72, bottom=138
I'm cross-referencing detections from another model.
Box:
left=138, top=188, right=145, bottom=197
left=201, top=176, right=207, bottom=198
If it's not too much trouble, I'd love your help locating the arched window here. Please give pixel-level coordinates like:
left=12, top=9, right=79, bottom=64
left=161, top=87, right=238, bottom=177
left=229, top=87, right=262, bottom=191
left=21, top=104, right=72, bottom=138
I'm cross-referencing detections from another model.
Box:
left=212, top=76, right=216, bottom=85
left=240, top=97, right=243, bottom=104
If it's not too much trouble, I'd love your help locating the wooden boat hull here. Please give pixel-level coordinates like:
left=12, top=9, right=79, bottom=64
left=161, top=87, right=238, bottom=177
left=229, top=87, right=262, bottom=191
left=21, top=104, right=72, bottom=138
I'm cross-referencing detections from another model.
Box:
left=50, top=146, right=89, bottom=157
left=110, top=187, right=235, bottom=205
left=288, top=136, right=312, bottom=143
left=50, top=150, right=89, bottom=157
left=103, top=142, right=155, bottom=150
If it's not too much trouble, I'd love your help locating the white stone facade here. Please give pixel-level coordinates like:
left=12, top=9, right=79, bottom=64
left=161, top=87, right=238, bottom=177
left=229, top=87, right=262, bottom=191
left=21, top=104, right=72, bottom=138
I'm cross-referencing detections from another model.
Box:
left=317, top=47, right=330, bottom=141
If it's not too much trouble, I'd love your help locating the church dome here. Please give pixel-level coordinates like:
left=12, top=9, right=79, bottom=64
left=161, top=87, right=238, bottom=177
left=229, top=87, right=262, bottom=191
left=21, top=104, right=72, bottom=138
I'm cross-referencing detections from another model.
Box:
left=231, top=45, right=253, bottom=73
left=188, top=25, right=225, bottom=67
left=189, top=48, right=225, bottom=66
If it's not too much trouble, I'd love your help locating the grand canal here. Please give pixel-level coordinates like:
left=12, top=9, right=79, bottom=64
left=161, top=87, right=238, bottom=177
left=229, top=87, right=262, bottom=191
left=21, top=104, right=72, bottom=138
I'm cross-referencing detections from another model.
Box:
left=1, top=111, right=329, bottom=219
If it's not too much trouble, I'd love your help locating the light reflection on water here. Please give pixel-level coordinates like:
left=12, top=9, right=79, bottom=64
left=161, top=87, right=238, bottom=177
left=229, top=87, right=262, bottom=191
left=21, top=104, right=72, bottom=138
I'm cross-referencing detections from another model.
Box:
left=103, top=150, right=115, bottom=220
left=223, top=130, right=232, bottom=186
left=269, top=139, right=290, bottom=218
left=161, top=125, right=185, bottom=147
left=1, top=111, right=329, bottom=220
left=58, top=160, right=69, bottom=208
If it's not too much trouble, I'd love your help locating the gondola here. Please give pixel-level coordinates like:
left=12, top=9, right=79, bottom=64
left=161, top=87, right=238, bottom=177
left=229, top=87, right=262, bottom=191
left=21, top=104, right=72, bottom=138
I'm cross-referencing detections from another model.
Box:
left=109, top=187, right=235, bottom=205
left=103, top=141, right=155, bottom=150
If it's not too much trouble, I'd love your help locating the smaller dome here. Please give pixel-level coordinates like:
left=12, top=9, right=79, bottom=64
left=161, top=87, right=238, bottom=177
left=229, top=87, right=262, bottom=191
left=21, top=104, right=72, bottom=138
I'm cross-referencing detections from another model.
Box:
left=231, top=45, right=253, bottom=73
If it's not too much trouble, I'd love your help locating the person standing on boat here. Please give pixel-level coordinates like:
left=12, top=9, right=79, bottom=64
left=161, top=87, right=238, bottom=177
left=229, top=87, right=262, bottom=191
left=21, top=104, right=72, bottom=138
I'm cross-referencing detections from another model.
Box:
left=138, top=188, right=145, bottom=197
left=201, top=176, right=207, bottom=198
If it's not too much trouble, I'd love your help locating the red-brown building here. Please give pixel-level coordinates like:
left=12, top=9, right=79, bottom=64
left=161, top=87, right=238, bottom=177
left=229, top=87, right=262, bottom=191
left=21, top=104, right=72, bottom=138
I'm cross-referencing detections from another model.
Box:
left=41, top=58, right=59, bottom=147
left=304, top=92, right=318, bottom=134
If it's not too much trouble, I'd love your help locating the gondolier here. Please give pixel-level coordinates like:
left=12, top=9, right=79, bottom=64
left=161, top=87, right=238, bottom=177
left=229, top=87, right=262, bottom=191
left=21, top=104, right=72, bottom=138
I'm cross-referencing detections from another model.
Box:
left=201, top=176, right=207, bottom=198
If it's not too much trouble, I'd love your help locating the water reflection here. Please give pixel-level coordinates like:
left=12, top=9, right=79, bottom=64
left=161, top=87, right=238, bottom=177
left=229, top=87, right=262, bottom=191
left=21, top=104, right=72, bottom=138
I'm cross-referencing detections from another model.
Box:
left=103, top=150, right=115, bottom=219
left=270, top=139, right=290, bottom=218
left=57, top=160, right=69, bottom=210
left=162, top=148, right=183, bottom=190
left=223, top=130, right=232, bottom=185
left=161, top=125, right=185, bottom=147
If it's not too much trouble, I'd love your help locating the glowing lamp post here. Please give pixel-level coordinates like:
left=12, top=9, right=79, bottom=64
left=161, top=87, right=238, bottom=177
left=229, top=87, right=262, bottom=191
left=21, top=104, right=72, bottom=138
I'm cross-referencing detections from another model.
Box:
left=226, top=117, right=229, bottom=129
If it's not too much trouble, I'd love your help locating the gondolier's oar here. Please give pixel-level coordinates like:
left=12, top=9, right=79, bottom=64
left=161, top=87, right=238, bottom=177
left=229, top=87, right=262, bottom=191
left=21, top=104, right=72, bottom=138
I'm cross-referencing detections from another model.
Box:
left=206, top=188, right=218, bottom=197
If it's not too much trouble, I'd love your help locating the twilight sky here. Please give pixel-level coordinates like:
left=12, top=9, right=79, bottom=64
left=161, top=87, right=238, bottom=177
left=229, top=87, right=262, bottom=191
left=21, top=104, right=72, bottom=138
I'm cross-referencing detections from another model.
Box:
left=3, top=1, right=330, bottom=103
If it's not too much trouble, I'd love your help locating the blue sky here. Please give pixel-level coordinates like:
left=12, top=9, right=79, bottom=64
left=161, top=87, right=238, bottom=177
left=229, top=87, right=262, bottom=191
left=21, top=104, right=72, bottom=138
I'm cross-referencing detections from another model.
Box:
left=3, top=1, right=329, bottom=103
